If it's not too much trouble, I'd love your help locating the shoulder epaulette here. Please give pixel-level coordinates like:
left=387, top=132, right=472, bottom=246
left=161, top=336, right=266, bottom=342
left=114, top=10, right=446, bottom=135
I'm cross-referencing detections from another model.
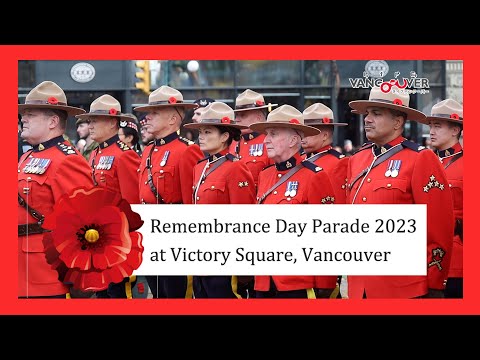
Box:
left=327, top=148, right=346, bottom=159
left=56, top=142, right=78, bottom=156
left=116, top=140, right=132, bottom=151
left=301, top=160, right=323, bottom=173
left=226, top=153, right=240, bottom=162
left=401, top=140, right=426, bottom=152
left=179, top=136, right=195, bottom=146
left=353, top=142, right=374, bottom=155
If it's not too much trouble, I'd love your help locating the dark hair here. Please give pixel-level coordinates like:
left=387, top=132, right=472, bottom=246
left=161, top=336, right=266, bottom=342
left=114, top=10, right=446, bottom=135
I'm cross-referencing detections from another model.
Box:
left=121, top=126, right=140, bottom=147
left=216, top=125, right=241, bottom=146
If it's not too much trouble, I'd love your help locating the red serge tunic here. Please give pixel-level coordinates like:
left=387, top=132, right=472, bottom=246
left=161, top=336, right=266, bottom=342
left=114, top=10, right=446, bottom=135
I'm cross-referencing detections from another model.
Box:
left=88, top=135, right=140, bottom=204
left=18, top=136, right=93, bottom=297
left=346, top=136, right=454, bottom=298
left=305, top=145, right=349, bottom=204
left=437, top=142, right=463, bottom=278
left=254, top=152, right=337, bottom=292
left=230, top=132, right=273, bottom=189
left=139, top=132, right=204, bottom=204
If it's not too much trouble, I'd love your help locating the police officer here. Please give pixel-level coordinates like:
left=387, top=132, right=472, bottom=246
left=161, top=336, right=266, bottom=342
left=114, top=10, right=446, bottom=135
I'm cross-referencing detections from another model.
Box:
left=184, top=102, right=255, bottom=298
left=76, top=94, right=141, bottom=298
left=347, top=86, right=454, bottom=299
left=302, top=102, right=350, bottom=298
left=134, top=85, right=204, bottom=298
left=426, top=98, right=464, bottom=298
left=18, top=81, right=92, bottom=298
left=249, top=104, right=337, bottom=299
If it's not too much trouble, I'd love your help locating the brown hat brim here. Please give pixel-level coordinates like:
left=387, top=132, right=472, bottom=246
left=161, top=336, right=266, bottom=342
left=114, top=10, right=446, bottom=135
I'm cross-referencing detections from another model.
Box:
left=249, top=121, right=320, bottom=137
left=349, top=100, right=426, bottom=122
left=184, top=122, right=248, bottom=130
left=422, top=115, right=463, bottom=126
left=133, top=103, right=198, bottom=112
left=18, top=104, right=86, bottom=117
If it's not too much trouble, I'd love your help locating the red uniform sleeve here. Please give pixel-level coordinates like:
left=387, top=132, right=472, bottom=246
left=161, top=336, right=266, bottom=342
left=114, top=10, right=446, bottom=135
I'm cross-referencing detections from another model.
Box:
left=179, top=144, right=205, bottom=204
left=329, top=156, right=349, bottom=204
left=51, top=154, right=94, bottom=202
left=307, top=169, right=336, bottom=204
left=116, top=151, right=141, bottom=204
left=411, top=149, right=454, bottom=289
left=226, top=162, right=256, bottom=204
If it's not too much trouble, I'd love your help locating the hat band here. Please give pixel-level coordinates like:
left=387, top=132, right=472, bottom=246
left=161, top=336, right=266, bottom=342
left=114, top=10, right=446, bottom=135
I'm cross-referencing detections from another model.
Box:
left=370, top=98, right=408, bottom=107
left=90, top=109, right=121, bottom=115
left=25, top=99, right=67, bottom=106
left=432, top=113, right=463, bottom=120
left=305, top=118, right=334, bottom=124
left=149, top=100, right=185, bottom=105
left=200, top=118, right=236, bottom=124
left=235, top=103, right=265, bottom=110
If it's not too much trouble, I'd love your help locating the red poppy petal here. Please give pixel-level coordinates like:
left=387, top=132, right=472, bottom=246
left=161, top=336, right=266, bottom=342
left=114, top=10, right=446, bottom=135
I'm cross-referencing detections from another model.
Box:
left=289, top=119, right=300, bottom=124
left=450, top=113, right=459, bottom=120
left=104, top=264, right=130, bottom=284
left=92, top=252, right=109, bottom=270
left=118, top=200, right=144, bottom=231
left=392, top=98, right=403, bottom=106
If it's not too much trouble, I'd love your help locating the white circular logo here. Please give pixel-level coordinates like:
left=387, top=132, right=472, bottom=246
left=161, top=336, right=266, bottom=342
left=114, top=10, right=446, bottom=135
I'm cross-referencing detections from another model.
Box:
left=70, top=62, right=96, bottom=83
left=365, top=60, right=389, bottom=78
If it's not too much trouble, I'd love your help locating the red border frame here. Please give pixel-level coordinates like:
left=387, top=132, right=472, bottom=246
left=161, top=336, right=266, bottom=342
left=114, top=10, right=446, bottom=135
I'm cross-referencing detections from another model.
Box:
left=6, top=45, right=476, bottom=314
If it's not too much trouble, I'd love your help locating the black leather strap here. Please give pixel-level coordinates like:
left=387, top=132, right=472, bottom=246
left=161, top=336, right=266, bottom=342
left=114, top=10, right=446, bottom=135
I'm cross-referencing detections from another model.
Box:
left=258, top=164, right=303, bottom=204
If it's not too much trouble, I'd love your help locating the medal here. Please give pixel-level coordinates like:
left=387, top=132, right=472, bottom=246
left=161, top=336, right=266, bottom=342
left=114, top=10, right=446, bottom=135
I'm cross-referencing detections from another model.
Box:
left=160, top=150, right=170, bottom=167
left=257, top=144, right=263, bottom=156
left=391, top=160, right=401, bottom=178
left=289, top=181, right=298, bottom=197
left=284, top=181, right=292, bottom=197
left=385, top=160, right=393, bottom=177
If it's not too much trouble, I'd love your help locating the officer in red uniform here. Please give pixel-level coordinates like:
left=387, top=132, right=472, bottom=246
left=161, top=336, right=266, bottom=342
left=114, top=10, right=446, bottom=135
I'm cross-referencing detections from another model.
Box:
left=347, top=86, right=454, bottom=299
left=426, top=98, right=463, bottom=298
left=230, top=89, right=278, bottom=188
left=76, top=94, right=141, bottom=298
left=185, top=102, right=255, bottom=298
left=249, top=104, right=337, bottom=299
left=302, top=102, right=349, bottom=204
left=134, top=85, right=204, bottom=298
left=18, top=81, right=92, bottom=298
left=229, top=89, right=278, bottom=297
left=302, top=102, right=350, bottom=298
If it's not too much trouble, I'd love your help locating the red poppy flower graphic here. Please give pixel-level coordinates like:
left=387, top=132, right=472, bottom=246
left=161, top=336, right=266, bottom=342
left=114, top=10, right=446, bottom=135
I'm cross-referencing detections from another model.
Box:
left=221, top=116, right=230, bottom=124
left=392, top=98, right=403, bottom=106
left=48, top=97, right=59, bottom=105
left=42, top=187, right=144, bottom=292
left=289, top=118, right=300, bottom=124
left=256, top=100, right=265, bottom=106
left=168, top=96, right=177, bottom=104
left=322, top=117, right=332, bottom=124
left=450, top=113, right=460, bottom=120
left=109, top=108, right=118, bottom=115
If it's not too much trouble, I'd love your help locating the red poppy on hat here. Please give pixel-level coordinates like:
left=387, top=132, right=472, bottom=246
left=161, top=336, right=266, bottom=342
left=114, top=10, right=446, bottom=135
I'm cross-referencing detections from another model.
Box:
left=392, top=98, right=403, bottom=106
left=322, top=117, right=331, bottom=124
left=42, top=187, right=144, bottom=292
left=168, top=96, right=177, bottom=104
left=109, top=108, right=118, bottom=115
left=48, top=97, right=59, bottom=105
left=289, top=118, right=300, bottom=124
left=450, top=113, right=460, bottom=120
left=221, top=116, right=231, bottom=124
left=256, top=100, right=265, bottom=106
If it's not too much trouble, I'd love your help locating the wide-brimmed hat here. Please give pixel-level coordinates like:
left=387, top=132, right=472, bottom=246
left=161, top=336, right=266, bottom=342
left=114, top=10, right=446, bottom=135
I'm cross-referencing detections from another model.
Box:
left=249, top=104, right=320, bottom=137
left=75, top=94, right=133, bottom=121
left=422, top=98, right=463, bottom=125
left=349, top=86, right=426, bottom=122
left=233, top=89, right=278, bottom=112
left=303, top=103, right=348, bottom=127
left=184, top=102, right=248, bottom=130
left=18, top=81, right=86, bottom=117
left=133, top=85, right=197, bottom=112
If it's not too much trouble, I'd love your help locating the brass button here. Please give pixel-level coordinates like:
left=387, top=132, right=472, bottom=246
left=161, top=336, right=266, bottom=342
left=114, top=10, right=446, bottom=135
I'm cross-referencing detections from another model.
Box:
left=273, top=191, right=278, bottom=195
left=278, top=174, right=282, bottom=178
left=367, top=178, right=371, bottom=183
left=362, top=197, right=367, bottom=202
left=387, top=183, right=392, bottom=188
left=211, top=185, right=215, bottom=189
left=196, top=196, right=200, bottom=200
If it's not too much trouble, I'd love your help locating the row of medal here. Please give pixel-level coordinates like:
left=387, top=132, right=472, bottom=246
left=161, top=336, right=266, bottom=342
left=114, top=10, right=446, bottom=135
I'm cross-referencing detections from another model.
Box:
left=249, top=144, right=264, bottom=157
left=385, top=159, right=402, bottom=177
left=96, top=156, right=115, bottom=170
left=22, top=158, right=51, bottom=174
left=285, top=181, right=299, bottom=197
